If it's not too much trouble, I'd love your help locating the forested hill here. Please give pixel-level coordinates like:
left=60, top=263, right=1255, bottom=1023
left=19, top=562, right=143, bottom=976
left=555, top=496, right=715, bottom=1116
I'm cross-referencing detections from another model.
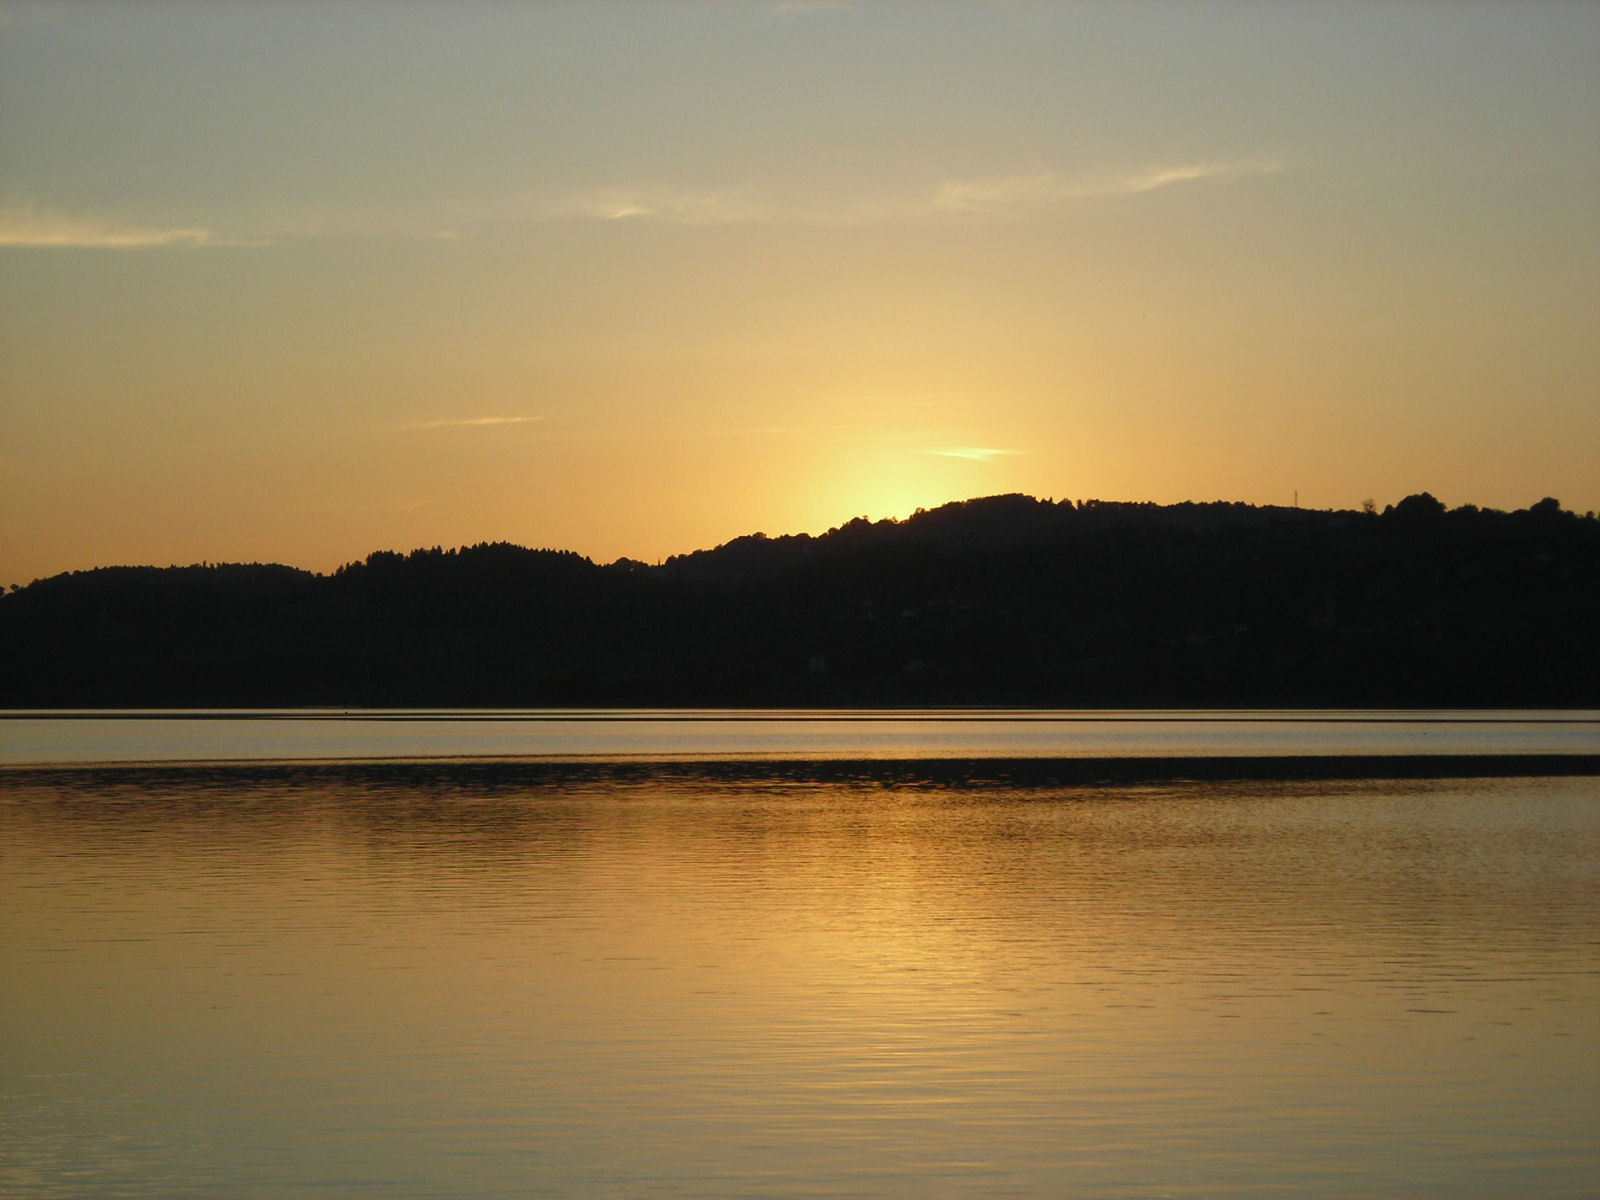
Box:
left=4, top=493, right=1597, bottom=707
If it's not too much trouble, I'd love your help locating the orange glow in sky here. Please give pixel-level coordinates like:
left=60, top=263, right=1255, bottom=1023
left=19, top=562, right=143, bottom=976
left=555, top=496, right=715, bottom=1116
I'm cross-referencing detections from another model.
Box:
left=1, top=2, right=1597, bottom=583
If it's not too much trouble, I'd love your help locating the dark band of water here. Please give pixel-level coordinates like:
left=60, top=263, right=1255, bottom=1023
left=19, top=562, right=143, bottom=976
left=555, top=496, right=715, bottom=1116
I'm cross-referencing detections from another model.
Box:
left=8, top=752, right=1599, bottom=789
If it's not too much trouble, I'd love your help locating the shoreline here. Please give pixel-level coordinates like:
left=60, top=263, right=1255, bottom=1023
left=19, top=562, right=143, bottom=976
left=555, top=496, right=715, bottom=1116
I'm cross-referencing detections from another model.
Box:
left=6, top=752, right=1599, bottom=784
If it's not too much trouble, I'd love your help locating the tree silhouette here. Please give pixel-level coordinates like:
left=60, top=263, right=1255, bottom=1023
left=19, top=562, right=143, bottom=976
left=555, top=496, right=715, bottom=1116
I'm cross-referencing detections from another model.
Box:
left=3, top=495, right=1595, bottom=707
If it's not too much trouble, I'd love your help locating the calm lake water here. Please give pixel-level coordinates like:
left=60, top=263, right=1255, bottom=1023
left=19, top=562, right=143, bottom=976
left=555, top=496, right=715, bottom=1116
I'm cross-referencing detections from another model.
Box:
left=5, top=707, right=1600, bottom=765
left=2, top=712, right=1597, bottom=1198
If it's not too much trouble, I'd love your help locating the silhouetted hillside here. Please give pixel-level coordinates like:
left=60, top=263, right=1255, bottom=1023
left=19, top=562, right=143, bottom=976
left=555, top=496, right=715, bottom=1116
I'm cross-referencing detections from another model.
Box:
left=4, top=495, right=1597, bottom=707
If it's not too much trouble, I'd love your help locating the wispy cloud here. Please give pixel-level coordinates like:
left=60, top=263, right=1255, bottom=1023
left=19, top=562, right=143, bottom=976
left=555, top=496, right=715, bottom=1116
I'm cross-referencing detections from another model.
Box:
left=923, top=173, right=1062, bottom=218
left=1121, top=161, right=1280, bottom=194
left=1, top=199, right=481, bottom=249
left=928, top=447, right=1023, bottom=463
left=5, top=158, right=1279, bottom=250
left=915, top=159, right=1284, bottom=220
left=3, top=158, right=1282, bottom=250
left=544, top=185, right=766, bottom=226
left=540, top=159, right=1283, bottom=228
left=0, top=202, right=257, bottom=248
left=400, top=415, right=543, bottom=431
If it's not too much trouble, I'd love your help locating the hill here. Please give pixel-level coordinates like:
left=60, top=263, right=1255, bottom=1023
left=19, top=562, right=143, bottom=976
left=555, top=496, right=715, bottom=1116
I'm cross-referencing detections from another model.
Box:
left=3, top=494, right=1596, bottom=707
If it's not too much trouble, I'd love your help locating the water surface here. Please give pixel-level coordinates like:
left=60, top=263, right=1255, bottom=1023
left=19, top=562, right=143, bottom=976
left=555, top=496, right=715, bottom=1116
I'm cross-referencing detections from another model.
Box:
left=3, top=749, right=1596, bottom=1198
left=4, top=707, right=1597, bottom=765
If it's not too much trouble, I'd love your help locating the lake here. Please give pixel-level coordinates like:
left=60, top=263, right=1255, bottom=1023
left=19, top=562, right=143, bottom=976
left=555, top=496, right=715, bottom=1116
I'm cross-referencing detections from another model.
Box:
left=6, top=707, right=1600, bottom=766
left=2, top=711, right=1597, bottom=1198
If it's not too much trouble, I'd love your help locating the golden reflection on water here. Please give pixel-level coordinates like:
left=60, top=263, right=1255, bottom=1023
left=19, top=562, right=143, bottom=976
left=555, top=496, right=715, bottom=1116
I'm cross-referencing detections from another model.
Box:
left=2, top=768, right=1597, bottom=1198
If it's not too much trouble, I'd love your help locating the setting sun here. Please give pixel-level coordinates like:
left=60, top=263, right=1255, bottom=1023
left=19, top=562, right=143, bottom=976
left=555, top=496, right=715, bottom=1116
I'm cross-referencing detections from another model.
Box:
left=1, top=1, right=1595, bottom=584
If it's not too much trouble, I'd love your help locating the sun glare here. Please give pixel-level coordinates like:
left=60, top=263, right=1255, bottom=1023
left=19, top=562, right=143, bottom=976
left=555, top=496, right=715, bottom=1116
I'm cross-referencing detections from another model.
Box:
left=856, top=483, right=944, bottom=524
left=818, top=459, right=973, bottom=530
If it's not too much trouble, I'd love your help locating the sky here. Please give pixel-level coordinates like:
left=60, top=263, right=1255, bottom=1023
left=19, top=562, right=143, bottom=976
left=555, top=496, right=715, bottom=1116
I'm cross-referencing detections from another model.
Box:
left=2, top=1, right=1597, bottom=583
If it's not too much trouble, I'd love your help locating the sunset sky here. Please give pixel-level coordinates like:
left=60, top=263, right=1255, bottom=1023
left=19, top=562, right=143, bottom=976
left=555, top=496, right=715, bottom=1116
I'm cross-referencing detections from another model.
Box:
left=2, top=1, right=1597, bottom=584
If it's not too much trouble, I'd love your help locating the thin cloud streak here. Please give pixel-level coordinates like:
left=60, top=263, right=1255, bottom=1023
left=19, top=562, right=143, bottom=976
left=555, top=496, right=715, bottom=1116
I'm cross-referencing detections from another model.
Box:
left=833, top=159, right=1285, bottom=223
left=1123, top=162, right=1276, bottom=193
left=541, top=160, right=1284, bottom=228
left=5, top=200, right=464, bottom=249
left=5, top=158, right=1282, bottom=249
left=1, top=159, right=1283, bottom=249
left=929, top=447, right=1023, bottom=463
left=0, top=203, right=256, bottom=248
left=542, top=185, right=765, bottom=226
